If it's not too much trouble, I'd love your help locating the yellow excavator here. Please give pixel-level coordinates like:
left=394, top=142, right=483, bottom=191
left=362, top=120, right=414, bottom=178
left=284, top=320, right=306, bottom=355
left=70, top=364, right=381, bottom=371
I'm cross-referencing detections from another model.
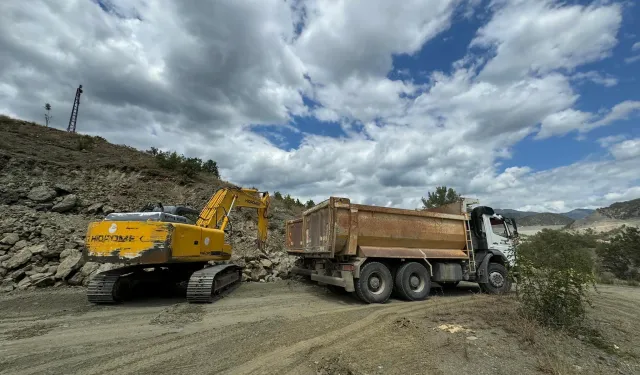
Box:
left=83, top=186, right=270, bottom=304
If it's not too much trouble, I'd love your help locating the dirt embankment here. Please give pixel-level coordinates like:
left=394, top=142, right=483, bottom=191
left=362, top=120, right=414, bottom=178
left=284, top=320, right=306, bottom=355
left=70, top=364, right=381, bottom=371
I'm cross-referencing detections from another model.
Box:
left=1, top=281, right=639, bottom=375
left=0, top=116, right=304, bottom=294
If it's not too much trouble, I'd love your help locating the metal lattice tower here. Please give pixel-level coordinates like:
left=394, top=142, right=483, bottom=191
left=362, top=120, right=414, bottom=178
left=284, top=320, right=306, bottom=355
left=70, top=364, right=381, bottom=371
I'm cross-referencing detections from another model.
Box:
left=67, top=84, right=83, bottom=133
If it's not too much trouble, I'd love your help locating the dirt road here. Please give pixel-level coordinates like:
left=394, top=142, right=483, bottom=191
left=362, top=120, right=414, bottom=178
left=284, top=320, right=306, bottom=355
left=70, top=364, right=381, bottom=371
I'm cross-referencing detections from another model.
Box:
left=1, top=281, right=639, bottom=375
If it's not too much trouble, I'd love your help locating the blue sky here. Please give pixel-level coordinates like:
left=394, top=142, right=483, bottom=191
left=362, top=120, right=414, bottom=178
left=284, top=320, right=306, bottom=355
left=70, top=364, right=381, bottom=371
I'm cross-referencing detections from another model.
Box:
left=2, top=0, right=640, bottom=211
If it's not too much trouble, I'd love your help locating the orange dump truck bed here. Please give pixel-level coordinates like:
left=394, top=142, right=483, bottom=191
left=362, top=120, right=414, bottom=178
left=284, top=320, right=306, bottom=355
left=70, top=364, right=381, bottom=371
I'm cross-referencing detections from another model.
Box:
left=285, top=197, right=472, bottom=260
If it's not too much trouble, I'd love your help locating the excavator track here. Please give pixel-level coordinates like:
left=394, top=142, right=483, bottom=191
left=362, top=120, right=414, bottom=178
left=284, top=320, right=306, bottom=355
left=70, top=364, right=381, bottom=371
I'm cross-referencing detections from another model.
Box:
left=86, top=267, right=136, bottom=304
left=186, top=263, right=242, bottom=303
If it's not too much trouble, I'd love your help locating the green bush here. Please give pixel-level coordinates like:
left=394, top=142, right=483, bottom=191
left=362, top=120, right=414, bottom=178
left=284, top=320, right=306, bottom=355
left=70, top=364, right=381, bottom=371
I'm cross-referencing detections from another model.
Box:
left=515, top=229, right=596, bottom=330
left=596, top=226, right=640, bottom=281
left=147, top=148, right=220, bottom=179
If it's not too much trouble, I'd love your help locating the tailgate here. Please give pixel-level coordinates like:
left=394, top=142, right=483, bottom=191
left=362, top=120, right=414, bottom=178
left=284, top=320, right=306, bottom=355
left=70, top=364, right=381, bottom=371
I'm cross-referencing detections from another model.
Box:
left=285, top=199, right=335, bottom=256
left=85, top=220, right=173, bottom=262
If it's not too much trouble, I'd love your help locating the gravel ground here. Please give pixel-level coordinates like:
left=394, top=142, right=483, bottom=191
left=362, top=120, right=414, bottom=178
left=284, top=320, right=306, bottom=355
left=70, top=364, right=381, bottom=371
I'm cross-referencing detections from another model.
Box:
left=1, top=281, right=639, bottom=375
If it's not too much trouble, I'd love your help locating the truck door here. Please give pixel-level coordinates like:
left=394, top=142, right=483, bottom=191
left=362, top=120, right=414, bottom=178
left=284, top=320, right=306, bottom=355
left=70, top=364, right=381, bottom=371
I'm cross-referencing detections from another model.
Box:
left=484, top=215, right=515, bottom=266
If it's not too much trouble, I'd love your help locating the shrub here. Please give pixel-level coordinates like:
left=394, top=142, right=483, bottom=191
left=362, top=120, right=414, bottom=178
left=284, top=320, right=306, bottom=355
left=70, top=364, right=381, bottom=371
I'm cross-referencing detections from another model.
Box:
left=147, top=148, right=220, bottom=179
left=76, top=135, right=95, bottom=151
left=515, top=229, right=596, bottom=330
left=596, top=226, right=640, bottom=281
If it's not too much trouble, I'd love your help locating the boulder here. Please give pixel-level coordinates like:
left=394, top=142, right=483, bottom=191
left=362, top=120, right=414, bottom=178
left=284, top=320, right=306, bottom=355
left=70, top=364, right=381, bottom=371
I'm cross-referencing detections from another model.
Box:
left=27, top=244, right=48, bottom=255
left=87, top=203, right=104, bottom=214
left=0, top=279, right=16, bottom=293
left=12, top=240, right=28, bottom=251
left=3, top=248, right=32, bottom=270
left=80, top=262, right=100, bottom=276
left=51, top=194, right=78, bottom=213
left=59, top=248, right=78, bottom=259
left=27, top=186, right=57, bottom=202
left=260, top=259, right=273, bottom=268
left=54, top=183, right=73, bottom=194
left=0, top=233, right=20, bottom=245
left=33, top=276, right=55, bottom=288
left=55, top=252, right=84, bottom=280
left=102, top=205, right=115, bottom=215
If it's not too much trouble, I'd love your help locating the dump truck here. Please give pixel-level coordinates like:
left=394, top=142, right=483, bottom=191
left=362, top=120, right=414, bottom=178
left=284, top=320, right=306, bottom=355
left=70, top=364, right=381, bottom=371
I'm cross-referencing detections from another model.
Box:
left=285, top=197, right=518, bottom=303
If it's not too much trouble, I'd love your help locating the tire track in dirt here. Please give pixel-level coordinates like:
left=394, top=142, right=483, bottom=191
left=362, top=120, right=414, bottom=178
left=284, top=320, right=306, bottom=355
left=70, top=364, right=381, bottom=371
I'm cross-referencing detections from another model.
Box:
left=220, top=297, right=471, bottom=375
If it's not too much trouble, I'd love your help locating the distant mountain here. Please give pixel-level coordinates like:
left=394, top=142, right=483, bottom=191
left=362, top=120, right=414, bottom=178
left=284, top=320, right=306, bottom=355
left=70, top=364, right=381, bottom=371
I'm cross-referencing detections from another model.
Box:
left=493, top=209, right=538, bottom=219
left=517, top=213, right=575, bottom=227
left=561, top=208, right=596, bottom=220
left=493, top=208, right=594, bottom=227
left=596, top=198, right=640, bottom=220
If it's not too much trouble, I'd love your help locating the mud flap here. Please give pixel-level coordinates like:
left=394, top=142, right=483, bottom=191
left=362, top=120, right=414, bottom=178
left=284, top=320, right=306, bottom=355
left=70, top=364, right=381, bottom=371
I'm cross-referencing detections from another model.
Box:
left=310, top=270, right=355, bottom=292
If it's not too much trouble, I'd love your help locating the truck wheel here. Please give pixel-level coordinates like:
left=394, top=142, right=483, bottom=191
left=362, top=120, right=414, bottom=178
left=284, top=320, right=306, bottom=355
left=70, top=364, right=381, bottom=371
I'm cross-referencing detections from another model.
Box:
left=354, top=261, right=393, bottom=304
left=479, top=263, right=511, bottom=294
left=394, top=262, right=431, bottom=301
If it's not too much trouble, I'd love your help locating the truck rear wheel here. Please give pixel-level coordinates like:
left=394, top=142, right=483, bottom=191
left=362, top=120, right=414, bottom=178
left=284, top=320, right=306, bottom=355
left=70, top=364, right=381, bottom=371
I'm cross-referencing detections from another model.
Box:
left=479, top=262, right=511, bottom=294
left=355, top=261, right=393, bottom=304
left=394, top=262, right=431, bottom=301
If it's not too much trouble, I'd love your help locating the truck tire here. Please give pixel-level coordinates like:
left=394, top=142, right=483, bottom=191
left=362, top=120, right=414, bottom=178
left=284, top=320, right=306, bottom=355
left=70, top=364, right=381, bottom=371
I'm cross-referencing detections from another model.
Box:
left=394, top=262, right=431, bottom=301
left=479, top=262, right=511, bottom=294
left=354, top=261, right=393, bottom=304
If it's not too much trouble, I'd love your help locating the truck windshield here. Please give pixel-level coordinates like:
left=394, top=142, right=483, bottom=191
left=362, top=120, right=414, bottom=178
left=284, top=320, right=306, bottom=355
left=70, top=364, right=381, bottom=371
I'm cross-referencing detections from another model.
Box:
left=490, top=217, right=508, bottom=237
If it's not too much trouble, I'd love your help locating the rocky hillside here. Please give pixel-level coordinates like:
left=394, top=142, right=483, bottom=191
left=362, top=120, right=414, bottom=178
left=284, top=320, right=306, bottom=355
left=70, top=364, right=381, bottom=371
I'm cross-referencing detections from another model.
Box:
left=597, top=198, right=640, bottom=220
left=0, top=115, right=305, bottom=293
left=516, top=213, right=574, bottom=227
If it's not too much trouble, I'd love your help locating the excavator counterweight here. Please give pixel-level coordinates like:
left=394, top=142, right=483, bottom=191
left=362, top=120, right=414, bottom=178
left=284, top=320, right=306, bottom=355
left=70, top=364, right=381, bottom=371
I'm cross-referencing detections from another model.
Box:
left=83, top=187, right=270, bottom=304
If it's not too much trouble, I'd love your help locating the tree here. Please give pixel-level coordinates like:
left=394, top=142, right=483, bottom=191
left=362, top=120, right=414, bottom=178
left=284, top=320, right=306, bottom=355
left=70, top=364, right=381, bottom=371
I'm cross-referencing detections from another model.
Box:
left=421, top=186, right=460, bottom=209
left=44, top=103, right=52, bottom=127
left=274, top=191, right=283, bottom=200
left=202, top=159, right=220, bottom=178
left=305, top=199, right=315, bottom=209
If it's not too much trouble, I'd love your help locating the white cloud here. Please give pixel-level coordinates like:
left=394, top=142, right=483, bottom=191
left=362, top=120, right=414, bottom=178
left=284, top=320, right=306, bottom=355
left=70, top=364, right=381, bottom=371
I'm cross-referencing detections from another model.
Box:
left=571, top=71, right=618, bottom=87
left=472, top=0, right=622, bottom=82
left=0, top=0, right=638, bottom=214
left=632, top=42, right=640, bottom=51
left=625, top=55, right=640, bottom=64
left=597, top=134, right=627, bottom=148
left=610, top=139, right=640, bottom=160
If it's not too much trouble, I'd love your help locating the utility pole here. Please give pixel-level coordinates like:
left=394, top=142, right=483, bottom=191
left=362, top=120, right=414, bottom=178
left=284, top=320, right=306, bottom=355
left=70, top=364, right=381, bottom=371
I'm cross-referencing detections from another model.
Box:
left=67, top=84, right=83, bottom=133
left=44, top=103, right=52, bottom=127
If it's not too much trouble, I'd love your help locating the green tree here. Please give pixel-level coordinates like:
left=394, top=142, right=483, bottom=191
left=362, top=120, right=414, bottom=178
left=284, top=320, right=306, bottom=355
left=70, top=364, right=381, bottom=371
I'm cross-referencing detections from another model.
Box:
left=274, top=191, right=283, bottom=200
left=305, top=199, right=315, bottom=209
left=202, top=159, right=220, bottom=178
left=421, top=186, right=460, bottom=209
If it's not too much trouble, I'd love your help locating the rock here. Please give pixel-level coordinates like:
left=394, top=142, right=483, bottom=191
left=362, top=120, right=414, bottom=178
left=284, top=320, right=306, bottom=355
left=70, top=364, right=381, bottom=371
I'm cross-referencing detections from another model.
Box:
left=59, top=248, right=79, bottom=259
left=0, top=267, right=6, bottom=277
left=4, top=248, right=33, bottom=269
left=250, top=267, right=268, bottom=281
left=12, top=240, right=28, bottom=251
left=33, top=276, right=55, bottom=288
left=27, top=186, right=57, bottom=202
left=29, top=272, right=48, bottom=281
left=17, top=277, right=32, bottom=289
left=102, top=205, right=115, bottom=215
left=80, top=262, right=99, bottom=276
left=0, top=279, right=16, bottom=292
left=67, top=272, right=84, bottom=286
left=41, top=227, right=54, bottom=237
left=260, top=259, right=273, bottom=268
left=51, top=194, right=78, bottom=213
left=10, top=268, right=26, bottom=281
left=87, top=203, right=104, bottom=214
left=27, top=244, right=47, bottom=255
left=54, top=183, right=73, bottom=194
left=0, top=233, right=20, bottom=245
left=55, top=252, right=84, bottom=279
left=47, top=265, right=58, bottom=274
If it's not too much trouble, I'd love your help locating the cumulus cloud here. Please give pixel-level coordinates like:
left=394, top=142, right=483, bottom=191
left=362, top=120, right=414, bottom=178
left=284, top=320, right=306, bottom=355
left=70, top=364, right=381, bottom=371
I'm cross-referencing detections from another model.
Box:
left=0, top=0, right=638, bottom=213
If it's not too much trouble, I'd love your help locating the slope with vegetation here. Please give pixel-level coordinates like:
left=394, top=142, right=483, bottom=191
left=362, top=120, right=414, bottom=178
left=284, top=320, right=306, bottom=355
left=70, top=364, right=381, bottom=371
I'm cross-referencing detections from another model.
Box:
left=0, top=115, right=309, bottom=293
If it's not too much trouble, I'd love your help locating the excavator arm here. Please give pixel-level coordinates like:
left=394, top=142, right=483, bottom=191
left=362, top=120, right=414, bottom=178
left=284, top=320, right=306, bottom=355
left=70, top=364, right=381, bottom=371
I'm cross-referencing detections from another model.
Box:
left=196, top=187, right=270, bottom=249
